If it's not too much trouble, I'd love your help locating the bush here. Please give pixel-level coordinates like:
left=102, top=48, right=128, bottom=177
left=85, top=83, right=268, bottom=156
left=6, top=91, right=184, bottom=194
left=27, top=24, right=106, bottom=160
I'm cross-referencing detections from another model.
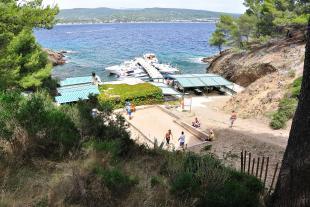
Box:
left=270, top=77, right=301, bottom=129
left=0, top=91, right=80, bottom=159
left=150, top=176, right=162, bottom=187
left=84, top=140, right=121, bottom=158
left=270, top=98, right=298, bottom=129
left=165, top=153, right=263, bottom=206
left=199, top=171, right=263, bottom=207
left=98, top=83, right=163, bottom=109
left=94, top=166, right=138, bottom=194
left=170, top=171, right=200, bottom=198
left=291, top=76, right=302, bottom=98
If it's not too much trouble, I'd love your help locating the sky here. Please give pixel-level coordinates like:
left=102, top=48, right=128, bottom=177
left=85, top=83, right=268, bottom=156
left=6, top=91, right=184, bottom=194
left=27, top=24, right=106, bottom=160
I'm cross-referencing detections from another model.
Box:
left=43, top=0, right=246, bottom=14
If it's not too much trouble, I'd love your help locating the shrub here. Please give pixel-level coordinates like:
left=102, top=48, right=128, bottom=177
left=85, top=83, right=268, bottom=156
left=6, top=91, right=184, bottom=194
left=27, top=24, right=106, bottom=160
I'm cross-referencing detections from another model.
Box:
left=199, top=171, right=263, bottom=207
left=150, top=176, right=162, bottom=187
left=0, top=91, right=80, bottom=159
left=83, top=140, right=121, bottom=158
left=94, top=166, right=138, bottom=194
left=98, top=83, right=163, bottom=109
left=291, top=76, right=302, bottom=98
left=270, top=77, right=301, bottom=129
left=166, top=152, right=263, bottom=206
left=170, top=171, right=200, bottom=198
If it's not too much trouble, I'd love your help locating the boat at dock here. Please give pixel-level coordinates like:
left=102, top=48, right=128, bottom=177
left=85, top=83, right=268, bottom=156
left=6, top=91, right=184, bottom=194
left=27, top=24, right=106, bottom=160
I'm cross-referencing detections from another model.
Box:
left=105, top=54, right=179, bottom=80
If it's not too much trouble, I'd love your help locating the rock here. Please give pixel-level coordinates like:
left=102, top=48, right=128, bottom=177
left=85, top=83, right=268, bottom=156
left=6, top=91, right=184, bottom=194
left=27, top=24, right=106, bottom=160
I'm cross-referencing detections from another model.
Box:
left=43, top=48, right=66, bottom=66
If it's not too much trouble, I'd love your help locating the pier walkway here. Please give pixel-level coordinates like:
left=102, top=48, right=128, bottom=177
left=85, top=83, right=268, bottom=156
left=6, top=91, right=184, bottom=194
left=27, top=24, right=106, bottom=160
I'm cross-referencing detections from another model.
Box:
left=136, top=58, right=164, bottom=81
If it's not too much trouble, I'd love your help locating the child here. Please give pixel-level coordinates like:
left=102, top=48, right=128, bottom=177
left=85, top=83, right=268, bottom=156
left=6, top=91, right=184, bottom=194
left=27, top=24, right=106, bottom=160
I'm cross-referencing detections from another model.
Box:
left=178, top=131, right=185, bottom=150
left=230, top=110, right=237, bottom=128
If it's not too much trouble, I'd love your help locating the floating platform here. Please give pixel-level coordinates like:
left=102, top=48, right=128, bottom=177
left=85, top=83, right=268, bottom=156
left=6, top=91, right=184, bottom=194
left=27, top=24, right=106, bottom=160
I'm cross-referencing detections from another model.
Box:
left=136, top=58, right=164, bottom=81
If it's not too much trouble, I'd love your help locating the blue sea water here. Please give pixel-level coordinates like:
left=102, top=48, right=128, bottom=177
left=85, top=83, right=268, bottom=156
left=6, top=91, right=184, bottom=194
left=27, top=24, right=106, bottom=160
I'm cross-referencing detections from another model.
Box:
left=35, top=23, right=217, bottom=81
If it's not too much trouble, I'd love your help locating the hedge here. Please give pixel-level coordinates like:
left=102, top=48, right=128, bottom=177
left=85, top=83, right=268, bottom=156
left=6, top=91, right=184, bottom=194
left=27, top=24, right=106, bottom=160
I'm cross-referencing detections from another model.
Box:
left=98, top=83, right=163, bottom=109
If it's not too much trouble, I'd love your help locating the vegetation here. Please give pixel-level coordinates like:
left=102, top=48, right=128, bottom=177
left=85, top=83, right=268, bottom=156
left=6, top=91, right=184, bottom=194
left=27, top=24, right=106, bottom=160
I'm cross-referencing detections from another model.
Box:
left=211, top=0, right=309, bottom=50
left=98, top=83, right=163, bottom=109
left=0, top=0, right=59, bottom=90
left=57, top=8, right=239, bottom=23
left=270, top=77, right=302, bottom=129
left=0, top=1, right=267, bottom=206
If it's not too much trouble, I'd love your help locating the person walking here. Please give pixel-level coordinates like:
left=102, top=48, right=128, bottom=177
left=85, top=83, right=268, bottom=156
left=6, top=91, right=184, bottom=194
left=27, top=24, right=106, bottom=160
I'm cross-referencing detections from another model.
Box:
left=230, top=110, right=237, bottom=128
left=165, top=129, right=173, bottom=145
left=178, top=131, right=185, bottom=150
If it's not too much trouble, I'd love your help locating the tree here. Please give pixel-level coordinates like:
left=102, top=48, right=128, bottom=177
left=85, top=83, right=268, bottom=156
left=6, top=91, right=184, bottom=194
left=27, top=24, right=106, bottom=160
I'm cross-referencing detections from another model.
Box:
left=209, top=29, right=226, bottom=53
left=270, top=19, right=310, bottom=206
left=0, top=0, right=59, bottom=90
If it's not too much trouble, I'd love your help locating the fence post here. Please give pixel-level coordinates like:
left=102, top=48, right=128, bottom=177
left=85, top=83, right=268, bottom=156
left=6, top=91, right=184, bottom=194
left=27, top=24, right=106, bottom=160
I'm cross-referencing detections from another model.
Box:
left=264, top=157, right=270, bottom=188
left=251, top=158, right=255, bottom=175
left=248, top=153, right=251, bottom=174
left=243, top=151, right=247, bottom=172
left=268, top=163, right=279, bottom=194
left=260, top=157, right=265, bottom=179
left=256, top=157, right=260, bottom=177
left=241, top=151, right=244, bottom=172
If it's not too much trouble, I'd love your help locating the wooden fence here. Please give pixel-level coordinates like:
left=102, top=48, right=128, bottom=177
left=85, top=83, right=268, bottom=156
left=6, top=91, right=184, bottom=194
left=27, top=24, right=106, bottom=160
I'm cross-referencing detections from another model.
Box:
left=240, top=150, right=280, bottom=194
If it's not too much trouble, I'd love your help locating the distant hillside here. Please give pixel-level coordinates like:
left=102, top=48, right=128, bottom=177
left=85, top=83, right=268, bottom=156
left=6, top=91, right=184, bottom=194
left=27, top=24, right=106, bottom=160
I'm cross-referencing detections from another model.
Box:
left=57, top=7, right=239, bottom=23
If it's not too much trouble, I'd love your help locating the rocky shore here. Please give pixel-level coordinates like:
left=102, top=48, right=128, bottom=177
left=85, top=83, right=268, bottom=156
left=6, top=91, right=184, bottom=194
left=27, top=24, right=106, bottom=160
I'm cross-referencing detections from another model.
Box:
left=205, top=30, right=306, bottom=120
left=43, top=48, right=67, bottom=66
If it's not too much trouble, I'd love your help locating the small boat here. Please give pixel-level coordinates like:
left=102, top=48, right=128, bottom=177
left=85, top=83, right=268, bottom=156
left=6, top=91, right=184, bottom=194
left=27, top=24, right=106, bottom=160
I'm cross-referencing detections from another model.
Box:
left=105, top=60, right=139, bottom=75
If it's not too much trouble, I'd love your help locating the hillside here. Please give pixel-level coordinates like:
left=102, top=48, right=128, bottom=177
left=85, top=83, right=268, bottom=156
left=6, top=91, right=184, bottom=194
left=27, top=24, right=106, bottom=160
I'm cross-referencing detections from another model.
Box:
left=57, top=7, right=239, bottom=23
left=206, top=29, right=306, bottom=121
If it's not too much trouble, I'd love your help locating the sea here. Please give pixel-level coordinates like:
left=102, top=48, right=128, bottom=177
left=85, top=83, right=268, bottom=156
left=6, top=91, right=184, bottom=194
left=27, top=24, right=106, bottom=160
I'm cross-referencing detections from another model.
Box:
left=34, top=23, right=217, bottom=81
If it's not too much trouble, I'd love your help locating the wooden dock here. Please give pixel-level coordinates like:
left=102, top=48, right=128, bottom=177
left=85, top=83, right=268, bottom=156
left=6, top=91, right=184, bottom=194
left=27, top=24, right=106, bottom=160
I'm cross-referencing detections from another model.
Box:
left=136, top=58, right=164, bottom=80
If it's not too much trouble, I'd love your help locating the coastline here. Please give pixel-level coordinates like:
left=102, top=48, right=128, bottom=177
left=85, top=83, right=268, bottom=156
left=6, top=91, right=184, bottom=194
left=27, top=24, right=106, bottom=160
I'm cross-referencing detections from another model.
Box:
left=55, top=21, right=218, bottom=26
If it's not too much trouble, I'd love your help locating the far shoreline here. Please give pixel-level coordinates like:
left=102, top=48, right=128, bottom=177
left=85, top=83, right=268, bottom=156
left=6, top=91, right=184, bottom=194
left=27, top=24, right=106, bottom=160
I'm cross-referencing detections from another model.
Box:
left=55, top=21, right=218, bottom=26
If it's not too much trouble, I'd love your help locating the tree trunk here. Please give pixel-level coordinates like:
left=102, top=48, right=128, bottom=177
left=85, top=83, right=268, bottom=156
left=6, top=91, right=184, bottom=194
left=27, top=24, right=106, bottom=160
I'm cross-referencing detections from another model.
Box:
left=270, top=21, right=310, bottom=206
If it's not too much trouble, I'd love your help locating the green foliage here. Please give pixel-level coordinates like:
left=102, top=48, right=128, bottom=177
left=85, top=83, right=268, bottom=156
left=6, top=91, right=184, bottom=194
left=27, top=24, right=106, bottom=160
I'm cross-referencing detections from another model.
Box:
left=212, top=0, right=309, bottom=50
left=150, top=176, right=162, bottom=187
left=170, top=171, right=200, bottom=197
left=84, top=140, right=122, bottom=158
left=94, top=166, right=138, bottom=193
left=0, top=1, right=59, bottom=90
left=209, top=29, right=226, bottom=52
left=291, top=76, right=302, bottom=98
left=163, top=152, right=263, bottom=206
left=270, top=76, right=302, bottom=129
left=98, top=83, right=163, bottom=109
left=0, top=91, right=80, bottom=158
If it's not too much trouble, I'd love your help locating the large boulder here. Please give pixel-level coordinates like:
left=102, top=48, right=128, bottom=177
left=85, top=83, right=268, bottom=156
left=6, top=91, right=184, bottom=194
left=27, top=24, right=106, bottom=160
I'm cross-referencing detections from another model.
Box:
left=43, top=48, right=66, bottom=66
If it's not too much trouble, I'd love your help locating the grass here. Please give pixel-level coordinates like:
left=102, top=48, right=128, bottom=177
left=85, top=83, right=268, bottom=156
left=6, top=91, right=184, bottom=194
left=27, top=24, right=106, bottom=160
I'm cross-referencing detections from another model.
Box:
left=270, top=77, right=302, bottom=129
left=98, top=83, right=163, bottom=109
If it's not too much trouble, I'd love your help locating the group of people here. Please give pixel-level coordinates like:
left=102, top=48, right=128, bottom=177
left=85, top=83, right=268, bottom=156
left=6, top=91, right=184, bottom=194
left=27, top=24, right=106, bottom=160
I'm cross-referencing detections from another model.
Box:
left=191, top=117, right=215, bottom=141
left=165, top=129, right=186, bottom=150
left=125, top=100, right=136, bottom=120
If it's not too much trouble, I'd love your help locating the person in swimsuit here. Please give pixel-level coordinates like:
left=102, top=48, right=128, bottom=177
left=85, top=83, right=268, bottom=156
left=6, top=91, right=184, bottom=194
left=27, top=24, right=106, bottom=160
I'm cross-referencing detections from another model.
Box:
left=165, top=129, right=173, bottom=145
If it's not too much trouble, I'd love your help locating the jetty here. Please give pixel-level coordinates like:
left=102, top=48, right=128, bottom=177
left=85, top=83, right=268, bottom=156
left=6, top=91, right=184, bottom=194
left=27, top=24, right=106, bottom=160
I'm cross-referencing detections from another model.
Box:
left=136, top=58, right=164, bottom=81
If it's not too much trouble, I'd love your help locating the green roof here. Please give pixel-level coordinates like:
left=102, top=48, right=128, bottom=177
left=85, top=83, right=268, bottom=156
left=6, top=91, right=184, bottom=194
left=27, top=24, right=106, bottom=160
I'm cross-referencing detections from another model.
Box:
left=170, top=74, right=233, bottom=88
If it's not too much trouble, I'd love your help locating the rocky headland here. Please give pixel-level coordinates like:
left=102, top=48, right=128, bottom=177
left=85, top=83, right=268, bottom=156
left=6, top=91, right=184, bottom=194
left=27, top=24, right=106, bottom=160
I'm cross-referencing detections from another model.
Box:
left=205, top=29, right=306, bottom=120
